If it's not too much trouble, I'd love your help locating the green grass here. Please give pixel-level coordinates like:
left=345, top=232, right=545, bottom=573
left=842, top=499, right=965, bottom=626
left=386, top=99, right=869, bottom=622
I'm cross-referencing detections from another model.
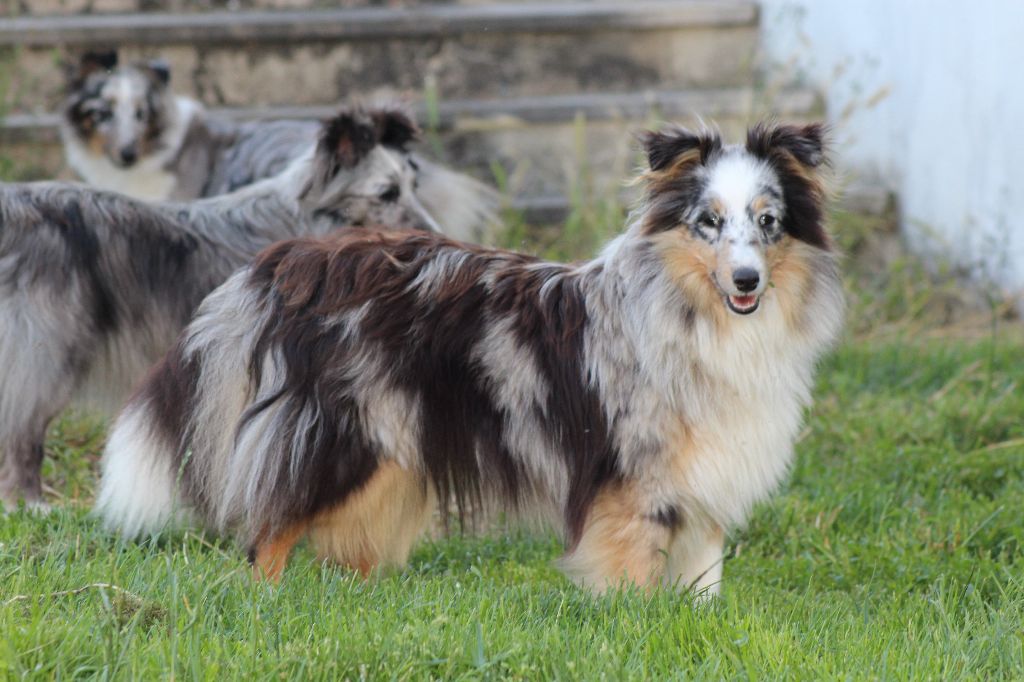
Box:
left=1, top=322, right=1022, bottom=678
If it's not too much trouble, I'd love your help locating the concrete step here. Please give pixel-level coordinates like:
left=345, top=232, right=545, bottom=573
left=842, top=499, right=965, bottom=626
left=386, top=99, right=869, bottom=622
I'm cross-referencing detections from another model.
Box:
left=3, top=1, right=757, bottom=42
left=2, top=85, right=823, bottom=205
left=3, top=86, right=883, bottom=223
left=3, top=1, right=759, bottom=112
left=1, top=87, right=818, bottom=143
left=14, top=0, right=648, bottom=17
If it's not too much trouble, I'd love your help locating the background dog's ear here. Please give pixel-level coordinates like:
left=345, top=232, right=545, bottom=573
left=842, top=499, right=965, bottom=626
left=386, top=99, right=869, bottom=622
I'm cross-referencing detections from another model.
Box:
left=320, top=111, right=378, bottom=169
left=65, top=49, right=119, bottom=87
left=640, top=126, right=721, bottom=171
left=140, top=59, right=171, bottom=87
left=82, top=49, right=119, bottom=73
left=371, top=108, right=419, bottom=150
left=746, top=123, right=827, bottom=168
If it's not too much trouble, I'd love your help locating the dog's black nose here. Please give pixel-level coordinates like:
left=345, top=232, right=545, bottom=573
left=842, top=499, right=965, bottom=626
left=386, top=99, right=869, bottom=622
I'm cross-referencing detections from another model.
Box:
left=119, top=146, right=138, bottom=165
left=732, top=268, right=760, bottom=293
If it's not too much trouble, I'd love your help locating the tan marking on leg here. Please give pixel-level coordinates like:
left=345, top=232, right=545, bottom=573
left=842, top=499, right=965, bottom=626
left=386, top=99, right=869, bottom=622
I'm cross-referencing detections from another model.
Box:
left=559, top=482, right=673, bottom=593
left=252, top=519, right=311, bottom=582
left=308, top=461, right=435, bottom=577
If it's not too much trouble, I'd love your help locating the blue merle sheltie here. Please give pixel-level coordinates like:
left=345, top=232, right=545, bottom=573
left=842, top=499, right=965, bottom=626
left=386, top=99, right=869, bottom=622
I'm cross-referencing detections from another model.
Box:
left=0, top=105, right=441, bottom=510
left=60, top=50, right=496, bottom=243
left=97, top=122, right=844, bottom=596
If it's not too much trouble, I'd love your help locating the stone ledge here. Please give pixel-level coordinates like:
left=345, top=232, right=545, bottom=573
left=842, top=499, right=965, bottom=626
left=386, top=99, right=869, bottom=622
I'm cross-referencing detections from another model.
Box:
left=514, top=185, right=894, bottom=224
left=0, top=1, right=757, bottom=47
left=1, top=87, right=819, bottom=143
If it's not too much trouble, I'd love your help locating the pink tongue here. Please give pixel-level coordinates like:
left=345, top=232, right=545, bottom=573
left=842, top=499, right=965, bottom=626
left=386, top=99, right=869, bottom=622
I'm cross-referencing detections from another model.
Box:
left=732, top=295, right=756, bottom=307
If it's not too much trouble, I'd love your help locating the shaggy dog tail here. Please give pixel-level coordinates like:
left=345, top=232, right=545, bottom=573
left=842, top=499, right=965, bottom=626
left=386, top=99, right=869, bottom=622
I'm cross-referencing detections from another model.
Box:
left=95, top=268, right=292, bottom=542
left=94, top=270, right=253, bottom=538
left=95, top=400, right=185, bottom=538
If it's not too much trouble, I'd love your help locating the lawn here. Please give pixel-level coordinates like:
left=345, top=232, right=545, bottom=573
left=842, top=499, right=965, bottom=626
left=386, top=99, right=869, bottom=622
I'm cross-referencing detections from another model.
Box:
left=1, top=212, right=1022, bottom=679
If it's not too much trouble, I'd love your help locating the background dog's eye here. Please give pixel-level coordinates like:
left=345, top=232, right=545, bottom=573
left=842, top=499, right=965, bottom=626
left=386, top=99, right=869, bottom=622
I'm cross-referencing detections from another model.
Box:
left=135, top=108, right=146, bottom=122
left=379, top=185, right=400, bottom=202
left=96, top=109, right=112, bottom=123
left=759, top=214, right=776, bottom=228
left=699, top=212, right=721, bottom=228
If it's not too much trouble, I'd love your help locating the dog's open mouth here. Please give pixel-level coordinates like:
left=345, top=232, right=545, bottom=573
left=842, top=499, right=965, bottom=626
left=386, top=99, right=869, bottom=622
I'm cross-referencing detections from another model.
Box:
left=726, top=294, right=760, bottom=315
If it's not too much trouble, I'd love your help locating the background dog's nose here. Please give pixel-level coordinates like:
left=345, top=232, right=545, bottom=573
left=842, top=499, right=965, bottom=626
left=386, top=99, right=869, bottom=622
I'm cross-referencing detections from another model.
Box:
left=119, top=146, right=138, bottom=165
left=733, top=268, right=760, bottom=292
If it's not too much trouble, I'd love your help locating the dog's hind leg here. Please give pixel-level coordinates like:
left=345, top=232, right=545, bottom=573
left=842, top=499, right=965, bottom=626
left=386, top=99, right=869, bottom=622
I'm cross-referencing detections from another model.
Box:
left=0, top=392, right=73, bottom=512
left=250, top=519, right=312, bottom=582
left=308, top=461, right=434, bottom=577
left=558, top=481, right=674, bottom=593
left=0, top=440, right=46, bottom=512
left=0, top=298, right=85, bottom=511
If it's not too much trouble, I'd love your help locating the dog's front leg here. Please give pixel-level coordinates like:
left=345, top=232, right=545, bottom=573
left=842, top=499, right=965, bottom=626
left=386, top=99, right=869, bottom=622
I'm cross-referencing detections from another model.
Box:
left=666, top=519, right=724, bottom=600
left=558, top=482, right=673, bottom=593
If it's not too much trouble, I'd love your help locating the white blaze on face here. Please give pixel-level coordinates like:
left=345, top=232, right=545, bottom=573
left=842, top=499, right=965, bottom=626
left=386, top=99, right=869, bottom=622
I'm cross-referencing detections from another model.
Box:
left=703, top=151, right=780, bottom=311
left=101, top=74, right=147, bottom=164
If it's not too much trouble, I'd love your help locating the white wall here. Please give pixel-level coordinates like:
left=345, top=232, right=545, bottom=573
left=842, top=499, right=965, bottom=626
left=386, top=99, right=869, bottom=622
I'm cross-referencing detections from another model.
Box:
left=760, top=0, right=1024, bottom=305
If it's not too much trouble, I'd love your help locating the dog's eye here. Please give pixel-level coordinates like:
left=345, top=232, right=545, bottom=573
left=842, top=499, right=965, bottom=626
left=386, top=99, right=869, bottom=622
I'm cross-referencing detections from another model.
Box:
left=95, top=108, right=113, bottom=123
left=379, top=185, right=400, bottom=202
left=135, top=108, right=146, bottom=122
left=698, top=212, right=721, bottom=229
left=407, top=157, right=420, bottom=172
left=758, top=214, right=776, bottom=228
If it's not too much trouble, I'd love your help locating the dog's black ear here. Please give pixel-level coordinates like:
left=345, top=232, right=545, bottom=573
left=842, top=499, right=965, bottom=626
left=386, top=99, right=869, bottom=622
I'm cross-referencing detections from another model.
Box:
left=320, top=110, right=378, bottom=169
left=746, top=122, right=831, bottom=249
left=65, top=49, right=119, bottom=87
left=640, top=126, right=721, bottom=171
left=746, top=122, right=827, bottom=168
left=83, top=49, right=119, bottom=73
left=371, top=108, right=419, bottom=150
left=141, top=59, right=171, bottom=87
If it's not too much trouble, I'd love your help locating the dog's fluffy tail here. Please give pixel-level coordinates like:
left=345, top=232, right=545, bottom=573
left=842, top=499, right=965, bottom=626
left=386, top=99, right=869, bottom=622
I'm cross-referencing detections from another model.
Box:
left=414, top=155, right=501, bottom=243
left=95, top=267, right=300, bottom=544
left=95, top=400, right=186, bottom=538
left=95, top=270, right=264, bottom=538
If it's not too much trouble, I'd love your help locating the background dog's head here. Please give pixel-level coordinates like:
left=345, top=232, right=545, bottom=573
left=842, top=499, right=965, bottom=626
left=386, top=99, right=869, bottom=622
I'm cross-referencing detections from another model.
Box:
left=638, top=122, right=831, bottom=317
left=63, top=50, right=174, bottom=168
left=301, top=106, right=441, bottom=234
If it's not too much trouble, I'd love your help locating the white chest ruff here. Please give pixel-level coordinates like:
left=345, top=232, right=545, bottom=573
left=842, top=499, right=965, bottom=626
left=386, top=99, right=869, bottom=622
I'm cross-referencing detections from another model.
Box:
left=66, top=148, right=178, bottom=201
left=672, top=307, right=817, bottom=528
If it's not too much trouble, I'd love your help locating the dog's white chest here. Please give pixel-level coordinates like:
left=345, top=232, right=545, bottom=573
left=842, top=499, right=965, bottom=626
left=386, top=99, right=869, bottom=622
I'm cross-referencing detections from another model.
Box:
left=677, top=313, right=816, bottom=528
left=66, top=147, right=178, bottom=201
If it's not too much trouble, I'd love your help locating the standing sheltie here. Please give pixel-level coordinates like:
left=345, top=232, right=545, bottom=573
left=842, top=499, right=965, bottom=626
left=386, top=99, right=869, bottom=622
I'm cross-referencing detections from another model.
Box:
left=60, top=50, right=497, bottom=243
left=97, top=123, right=843, bottom=596
left=0, top=105, right=440, bottom=510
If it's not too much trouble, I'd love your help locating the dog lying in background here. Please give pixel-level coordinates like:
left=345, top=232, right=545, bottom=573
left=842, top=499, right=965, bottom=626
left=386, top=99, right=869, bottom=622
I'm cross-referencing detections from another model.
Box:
left=97, top=123, right=843, bottom=597
left=0, top=105, right=439, bottom=510
left=60, top=50, right=497, bottom=243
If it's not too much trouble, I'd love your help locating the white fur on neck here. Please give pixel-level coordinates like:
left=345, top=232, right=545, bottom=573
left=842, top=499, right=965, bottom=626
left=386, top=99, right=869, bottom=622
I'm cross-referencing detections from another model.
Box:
left=61, top=96, right=201, bottom=202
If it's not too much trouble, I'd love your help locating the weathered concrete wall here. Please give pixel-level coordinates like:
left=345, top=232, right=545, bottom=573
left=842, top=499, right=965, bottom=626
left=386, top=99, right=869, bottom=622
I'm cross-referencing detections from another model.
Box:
left=3, top=0, right=760, bottom=115
left=6, top=25, right=756, bottom=113
left=8, top=0, right=429, bottom=16
left=1, top=2, right=830, bottom=219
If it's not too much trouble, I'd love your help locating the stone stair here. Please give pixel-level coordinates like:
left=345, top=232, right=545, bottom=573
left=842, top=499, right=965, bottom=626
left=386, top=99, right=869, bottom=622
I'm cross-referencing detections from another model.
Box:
left=1, top=0, right=837, bottom=219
